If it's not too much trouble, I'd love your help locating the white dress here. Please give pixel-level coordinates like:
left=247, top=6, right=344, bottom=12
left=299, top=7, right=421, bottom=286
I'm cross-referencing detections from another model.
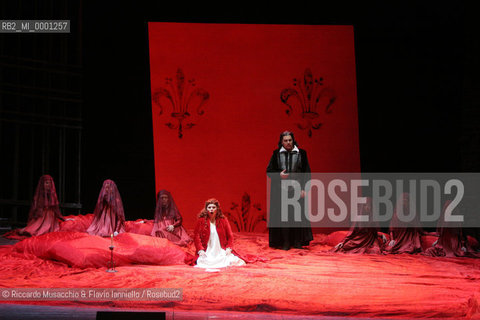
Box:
left=195, top=222, right=245, bottom=271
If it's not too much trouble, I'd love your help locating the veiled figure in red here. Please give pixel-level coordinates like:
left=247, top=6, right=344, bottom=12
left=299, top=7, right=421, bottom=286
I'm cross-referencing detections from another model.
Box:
left=86, top=179, right=126, bottom=237
left=386, top=192, right=423, bottom=254
left=20, top=175, right=64, bottom=237
left=334, top=197, right=385, bottom=254
left=424, top=200, right=478, bottom=258
left=151, top=190, right=192, bottom=246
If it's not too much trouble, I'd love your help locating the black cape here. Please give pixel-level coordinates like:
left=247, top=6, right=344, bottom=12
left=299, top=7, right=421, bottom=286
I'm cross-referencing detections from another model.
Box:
left=266, top=148, right=313, bottom=248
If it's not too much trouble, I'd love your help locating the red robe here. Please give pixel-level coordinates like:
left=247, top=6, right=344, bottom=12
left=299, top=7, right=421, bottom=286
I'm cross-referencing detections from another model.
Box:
left=194, top=216, right=234, bottom=253
left=184, top=216, right=236, bottom=265
left=151, top=190, right=192, bottom=246
left=424, top=200, right=479, bottom=258
left=385, top=193, right=423, bottom=254
left=334, top=199, right=384, bottom=254
left=86, top=180, right=126, bottom=237
left=184, top=216, right=266, bottom=265
left=21, top=175, right=64, bottom=237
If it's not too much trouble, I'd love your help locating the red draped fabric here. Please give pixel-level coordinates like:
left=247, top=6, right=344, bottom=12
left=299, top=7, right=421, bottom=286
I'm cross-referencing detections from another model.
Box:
left=1, top=232, right=480, bottom=318
left=59, top=214, right=94, bottom=232
left=125, top=219, right=154, bottom=235
left=12, top=231, right=187, bottom=268
left=424, top=200, right=480, bottom=258
left=386, top=193, right=423, bottom=254
left=333, top=198, right=384, bottom=254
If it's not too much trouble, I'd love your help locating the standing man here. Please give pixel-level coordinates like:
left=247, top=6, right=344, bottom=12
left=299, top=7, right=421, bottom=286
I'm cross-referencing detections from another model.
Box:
left=267, top=131, right=313, bottom=250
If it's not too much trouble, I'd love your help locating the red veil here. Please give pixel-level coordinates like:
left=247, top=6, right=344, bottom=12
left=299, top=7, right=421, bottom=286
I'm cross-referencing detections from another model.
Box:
left=21, top=175, right=64, bottom=236
left=153, top=190, right=181, bottom=221
left=86, top=179, right=126, bottom=237
left=151, top=190, right=191, bottom=246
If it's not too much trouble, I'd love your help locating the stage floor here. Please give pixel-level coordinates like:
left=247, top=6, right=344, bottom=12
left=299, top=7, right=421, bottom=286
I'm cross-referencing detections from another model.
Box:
left=0, top=303, right=435, bottom=320
left=1, top=232, right=480, bottom=319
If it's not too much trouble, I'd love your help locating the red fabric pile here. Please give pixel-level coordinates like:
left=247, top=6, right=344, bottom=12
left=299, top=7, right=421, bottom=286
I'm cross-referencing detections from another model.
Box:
left=12, top=231, right=187, bottom=268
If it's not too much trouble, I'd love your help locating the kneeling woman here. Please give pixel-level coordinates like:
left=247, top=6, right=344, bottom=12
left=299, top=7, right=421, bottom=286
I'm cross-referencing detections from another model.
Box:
left=151, top=190, right=192, bottom=246
left=194, top=198, right=245, bottom=269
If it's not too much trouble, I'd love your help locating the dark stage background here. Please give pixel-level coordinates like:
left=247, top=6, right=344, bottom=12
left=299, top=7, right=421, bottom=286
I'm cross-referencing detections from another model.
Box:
left=0, top=1, right=477, bottom=228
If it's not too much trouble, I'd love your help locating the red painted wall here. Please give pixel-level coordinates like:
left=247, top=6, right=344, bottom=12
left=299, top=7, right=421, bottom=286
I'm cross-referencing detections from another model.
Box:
left=148, top=23, right=360, bottom=230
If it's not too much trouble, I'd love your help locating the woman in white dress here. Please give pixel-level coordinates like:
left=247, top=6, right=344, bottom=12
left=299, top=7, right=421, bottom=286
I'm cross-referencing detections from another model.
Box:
left=193, top=198, right=245, bottom=269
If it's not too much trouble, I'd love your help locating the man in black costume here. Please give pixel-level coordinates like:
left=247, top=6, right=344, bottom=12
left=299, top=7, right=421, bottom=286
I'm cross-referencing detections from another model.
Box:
left=267, top=131, right=313, bottom=250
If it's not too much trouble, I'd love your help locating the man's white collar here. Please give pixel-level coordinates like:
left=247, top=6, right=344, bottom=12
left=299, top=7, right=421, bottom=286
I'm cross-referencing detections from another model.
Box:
left=280, top=146, right=299, bottom=153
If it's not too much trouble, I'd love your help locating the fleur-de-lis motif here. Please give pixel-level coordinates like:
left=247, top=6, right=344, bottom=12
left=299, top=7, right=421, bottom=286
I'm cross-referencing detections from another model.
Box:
left=280, top=68, right=336, bottom=137
left=226, top=193, right=266, bottom=232
left=152, top=68, right=210, bottom=138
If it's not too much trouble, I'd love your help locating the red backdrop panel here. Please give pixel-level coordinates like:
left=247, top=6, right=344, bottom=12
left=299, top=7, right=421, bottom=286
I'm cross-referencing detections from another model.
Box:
left=148, top=23, right=360, bottom=229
